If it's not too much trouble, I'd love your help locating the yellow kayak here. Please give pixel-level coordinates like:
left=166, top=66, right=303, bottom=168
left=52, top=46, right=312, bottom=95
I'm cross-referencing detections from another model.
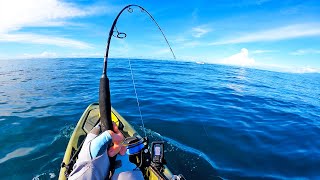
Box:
left=59, top=103, right=174, bottom=180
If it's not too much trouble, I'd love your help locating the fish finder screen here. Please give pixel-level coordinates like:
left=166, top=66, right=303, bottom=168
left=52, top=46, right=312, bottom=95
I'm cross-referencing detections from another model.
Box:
left=155, top=146, right=161, bottom=156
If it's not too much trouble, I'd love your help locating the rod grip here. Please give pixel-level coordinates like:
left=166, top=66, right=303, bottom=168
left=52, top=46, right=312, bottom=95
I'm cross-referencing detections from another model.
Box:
left=99, top=75, right=113, bottom=131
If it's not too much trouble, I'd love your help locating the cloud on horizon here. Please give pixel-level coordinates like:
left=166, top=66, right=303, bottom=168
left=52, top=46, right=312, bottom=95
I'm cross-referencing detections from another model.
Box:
left=292, top=66, right=320, bottom=73
left=21, top=51, right=57, bottom=59
left=216, top=48, right=319, bottom=73
left=221, top=48, right=255, bottom=66
left=254, top=63, right=320, bottom=74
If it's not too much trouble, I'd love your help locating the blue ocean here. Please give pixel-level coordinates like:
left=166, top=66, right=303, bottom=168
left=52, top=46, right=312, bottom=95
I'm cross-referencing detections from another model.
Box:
left=0, top=58, right=319, bottom=179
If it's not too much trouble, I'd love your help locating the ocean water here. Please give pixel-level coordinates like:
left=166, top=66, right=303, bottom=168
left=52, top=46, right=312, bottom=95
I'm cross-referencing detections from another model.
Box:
left=0, top=58, right=319, bottom=180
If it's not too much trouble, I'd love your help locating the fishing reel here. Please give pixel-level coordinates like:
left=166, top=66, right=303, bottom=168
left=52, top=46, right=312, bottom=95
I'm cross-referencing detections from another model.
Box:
left=123, top=136, right=151, bottom=168
left=122, top=135, right=186, bottom=180
left=123, top=137, right=167, bottom=171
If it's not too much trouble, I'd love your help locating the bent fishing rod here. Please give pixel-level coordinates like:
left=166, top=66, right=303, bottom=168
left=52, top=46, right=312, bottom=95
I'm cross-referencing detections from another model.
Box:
left=99, top=4, right=176, bottom=132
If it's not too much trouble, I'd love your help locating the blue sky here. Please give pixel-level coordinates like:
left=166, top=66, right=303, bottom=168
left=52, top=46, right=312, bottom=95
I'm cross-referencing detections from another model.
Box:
left=0, top=0, right=319, bottom=73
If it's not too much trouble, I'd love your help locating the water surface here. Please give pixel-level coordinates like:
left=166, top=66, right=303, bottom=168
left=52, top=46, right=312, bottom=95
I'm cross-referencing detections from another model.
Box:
left=0, top=58, right=319, bottom=179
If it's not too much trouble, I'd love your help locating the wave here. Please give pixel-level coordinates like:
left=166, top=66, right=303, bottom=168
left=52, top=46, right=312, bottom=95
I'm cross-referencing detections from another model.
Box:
left=144, top=128, right=218, bottom=170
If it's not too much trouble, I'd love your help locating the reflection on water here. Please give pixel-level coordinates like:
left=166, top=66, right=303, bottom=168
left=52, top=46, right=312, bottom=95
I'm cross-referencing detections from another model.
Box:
left=227, top=67, right=247, bottom=93
left=0, top=147, right=35, bottom=164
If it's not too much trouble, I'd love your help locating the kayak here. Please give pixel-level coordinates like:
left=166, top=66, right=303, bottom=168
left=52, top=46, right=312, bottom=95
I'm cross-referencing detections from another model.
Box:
left=58, top=103, right=174, bottom=180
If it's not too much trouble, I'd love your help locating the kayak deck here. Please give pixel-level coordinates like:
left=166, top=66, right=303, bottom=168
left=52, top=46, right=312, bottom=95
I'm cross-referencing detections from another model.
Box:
left=59, top=103, right=173, bottom=180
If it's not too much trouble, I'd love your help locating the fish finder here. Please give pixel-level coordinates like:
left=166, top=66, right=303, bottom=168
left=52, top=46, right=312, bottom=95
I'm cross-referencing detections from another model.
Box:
left=151, top=141, right=165, bottom=164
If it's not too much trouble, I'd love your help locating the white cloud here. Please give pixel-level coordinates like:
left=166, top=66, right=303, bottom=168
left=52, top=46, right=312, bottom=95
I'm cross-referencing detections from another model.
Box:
left=21, top=51, right=57, bottom=59
left=0, top=0, right=109, bottom=48
left=252, top=49, right=276, bottom=54
left=221, top=48, right=255, bottom=66
left=290, top=49, right=320, bottom=55
left=67, top=52, right=101, bottom=58
left=255, top=63, right=320, bottom=73
left=0, top=33, right=91, bottom=49
left=191, top=25, right=212, bottom=38
left=154, top=48, right=171, bottom=55
left=5, top=51, right=103, bottom=59
left=182, top=41, right=201, bottom=48
left=172, top=36, right=189, bottom=44
left=293, top=67, right=320, bottom=73
left=0, top=0, right=104, bottom=33
left=210, top=23, right=320, bottom=45
left=172, top=36, right=202, bottom=48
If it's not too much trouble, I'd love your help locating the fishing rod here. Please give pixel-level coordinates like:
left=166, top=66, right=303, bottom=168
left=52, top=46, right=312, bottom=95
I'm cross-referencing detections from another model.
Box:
left=99, top=4, right=176, bottom=132
left=99, top=5, right=177, bottom=175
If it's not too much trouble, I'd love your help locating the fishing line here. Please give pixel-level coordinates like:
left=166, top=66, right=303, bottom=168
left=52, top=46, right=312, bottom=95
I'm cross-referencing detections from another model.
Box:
left=128, top=58, right=147, bottom=137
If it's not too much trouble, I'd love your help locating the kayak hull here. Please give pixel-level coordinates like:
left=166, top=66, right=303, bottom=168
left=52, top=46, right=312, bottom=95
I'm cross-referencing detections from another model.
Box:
left=59, top=103, right=173, bottom=180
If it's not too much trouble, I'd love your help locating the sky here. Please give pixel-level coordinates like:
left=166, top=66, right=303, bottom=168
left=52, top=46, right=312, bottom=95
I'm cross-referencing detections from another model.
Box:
left=0, top=0, right=319, bottom=73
